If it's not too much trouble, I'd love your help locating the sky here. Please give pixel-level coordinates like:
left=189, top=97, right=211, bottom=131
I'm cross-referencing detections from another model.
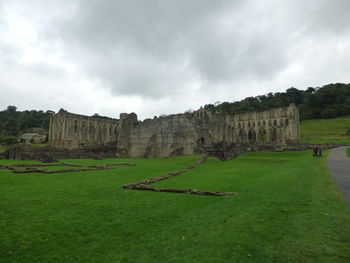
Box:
left=0, top=0, right=349, bottom=120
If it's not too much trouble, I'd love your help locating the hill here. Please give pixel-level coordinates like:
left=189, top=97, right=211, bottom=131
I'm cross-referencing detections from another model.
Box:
left=300, top=115, right=350, bottom=144
left=204, top=83, right=350, bottom=120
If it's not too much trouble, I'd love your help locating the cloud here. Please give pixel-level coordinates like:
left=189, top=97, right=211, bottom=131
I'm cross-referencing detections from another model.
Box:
left=0, top=0, right=350, bottom=119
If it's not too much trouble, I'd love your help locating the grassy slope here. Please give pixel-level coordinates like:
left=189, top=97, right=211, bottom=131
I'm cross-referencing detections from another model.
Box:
left=1, top=152, right=349, bottom=263
left=300, top=115, right=350, bottom=144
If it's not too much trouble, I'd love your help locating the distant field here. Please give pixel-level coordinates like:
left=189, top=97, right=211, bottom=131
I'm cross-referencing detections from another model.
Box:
left=1, top=152, right=349, bottom=263
left=300, top=115, right=350, bottom=144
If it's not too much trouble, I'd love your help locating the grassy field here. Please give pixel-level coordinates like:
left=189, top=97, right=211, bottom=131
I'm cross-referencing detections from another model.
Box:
left=300, top=115, right=350, bottom=144
left=1, top=151, right=350, bottom=263
left=347, top=148, right=350, bottom=158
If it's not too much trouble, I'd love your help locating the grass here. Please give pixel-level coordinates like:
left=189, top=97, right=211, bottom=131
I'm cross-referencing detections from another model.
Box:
left=300, top=115, right=350, bottom=144
left=30, top=143, right=48, bottom=147
left=347, top=148, right=350, bottom=158
left=1, top=152, right=350, bottom=263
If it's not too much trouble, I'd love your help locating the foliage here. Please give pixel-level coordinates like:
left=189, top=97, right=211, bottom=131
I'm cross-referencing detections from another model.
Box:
left=0, top=136, right=18, bottom=145
left=0, top=106, right=54, bottom=142
left=1, top=152, right=350, bottom=262
left=345, top=128, right=350, bottom=136
left=300, top=115, right=350, bottom=144
left=204, top=83, right=350, bottom=120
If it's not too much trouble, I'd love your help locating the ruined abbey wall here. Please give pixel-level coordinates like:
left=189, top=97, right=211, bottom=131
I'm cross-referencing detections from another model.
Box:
left=49, top=104, right=300, bottom=158
left=49, top=109, right=119, bottom=149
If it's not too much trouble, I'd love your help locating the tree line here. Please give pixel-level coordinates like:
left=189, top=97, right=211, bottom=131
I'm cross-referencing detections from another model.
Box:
left=0, top=106, right=54, bottom=144
left=204, top=83, right=350, bottom=120
left=1, top=83, right=350, bottom=144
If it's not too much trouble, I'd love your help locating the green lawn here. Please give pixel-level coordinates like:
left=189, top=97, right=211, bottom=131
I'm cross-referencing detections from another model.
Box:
left=347, top=148, right=350, bottom=158
left=1, top=152, right=350, bottom=263
left=300, top=115, right=350, bottom=144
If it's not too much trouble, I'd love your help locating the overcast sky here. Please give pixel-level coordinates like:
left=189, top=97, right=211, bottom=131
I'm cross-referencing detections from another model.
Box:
left=0, top=0, right=349, bottom=119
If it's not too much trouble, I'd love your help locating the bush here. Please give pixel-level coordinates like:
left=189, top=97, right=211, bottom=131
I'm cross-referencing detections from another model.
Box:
left=345, top=128, right=350, bottom=136
left=2, top=136, right=18, bottom=145
left=321, top=108, right=338, bottom=119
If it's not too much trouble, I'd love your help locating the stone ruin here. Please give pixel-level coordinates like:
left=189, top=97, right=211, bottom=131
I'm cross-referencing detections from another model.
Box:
left=43, top=104, right=300, bottom=160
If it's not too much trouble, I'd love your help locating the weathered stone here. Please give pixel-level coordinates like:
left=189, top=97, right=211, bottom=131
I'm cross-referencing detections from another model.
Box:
left=48, top=104, right=300, bottom=159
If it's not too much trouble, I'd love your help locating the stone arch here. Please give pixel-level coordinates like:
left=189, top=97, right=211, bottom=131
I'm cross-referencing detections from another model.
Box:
left=198, top=137, right=205, bottom=145
left=273, top=119, right=277, bottom=126
left=81, top=121, right=86, bottom=136
left=257, top=129, right=267, bottom=142
left=97, top=124, right=102, bottom=142
left=89, top=122, right=94, bottom=135
left=73, top=120, right=78, bottom=133
left=269, top=126, right=277, bottom=141
left=248, top=129, right=256, bottom=142
left=252, top=121, right=255, bottom=127
left=103, top=124, right=107, bottom=137
left=285, top=118, right=289, bottom=126
left=238, top=123, right=241, bottom=129
left=238, top=129, right=246, bottom=143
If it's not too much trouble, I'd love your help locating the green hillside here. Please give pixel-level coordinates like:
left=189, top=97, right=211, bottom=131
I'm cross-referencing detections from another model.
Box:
left=300, top=115, right=350, bottom=144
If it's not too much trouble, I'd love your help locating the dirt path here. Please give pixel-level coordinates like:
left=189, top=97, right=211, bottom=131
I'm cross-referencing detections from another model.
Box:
left=327, top=146, right=350, bottom=208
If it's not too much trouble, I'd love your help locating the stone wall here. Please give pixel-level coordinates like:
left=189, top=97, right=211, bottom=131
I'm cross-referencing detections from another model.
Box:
left=49, top=109, right=119, bottom=149
left=49, top=104, right=300, bottom=159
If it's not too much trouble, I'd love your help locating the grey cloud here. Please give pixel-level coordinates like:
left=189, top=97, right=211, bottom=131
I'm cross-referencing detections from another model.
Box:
left=1, top=0, right=350, bottom=118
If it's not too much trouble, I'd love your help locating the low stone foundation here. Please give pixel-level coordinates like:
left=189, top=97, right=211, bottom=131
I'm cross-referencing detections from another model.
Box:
left=0, top=144, right=116, bottom=160
left=123, top=155, right=236, bottom=196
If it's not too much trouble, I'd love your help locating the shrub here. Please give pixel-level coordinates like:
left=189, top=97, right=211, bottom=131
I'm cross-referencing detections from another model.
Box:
left=2, top=136, right=18, bottom=145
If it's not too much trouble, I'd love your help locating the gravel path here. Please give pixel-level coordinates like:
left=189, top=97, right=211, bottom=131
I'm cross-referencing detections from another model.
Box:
left=327, top=146, right=350, bottom=208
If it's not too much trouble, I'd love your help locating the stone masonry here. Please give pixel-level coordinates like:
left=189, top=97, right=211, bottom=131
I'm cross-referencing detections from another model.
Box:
left=48, top=104, right=300, bottom=159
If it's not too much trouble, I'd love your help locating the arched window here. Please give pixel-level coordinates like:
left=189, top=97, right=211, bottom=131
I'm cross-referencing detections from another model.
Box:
left=285, top=119, right=289, bottom=126
left=82, top=121, right=86, bottom=134
left=248, top=130, right=256, bottom=142
left=103, top=124, right=107, bottom=137
left=89, top=123, right=94, bottom=134
left=273, top=120, right=277, bottom=126
left=74, top=120, right=78, bottom=133
left=270, top=127, right=277, bottom=141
